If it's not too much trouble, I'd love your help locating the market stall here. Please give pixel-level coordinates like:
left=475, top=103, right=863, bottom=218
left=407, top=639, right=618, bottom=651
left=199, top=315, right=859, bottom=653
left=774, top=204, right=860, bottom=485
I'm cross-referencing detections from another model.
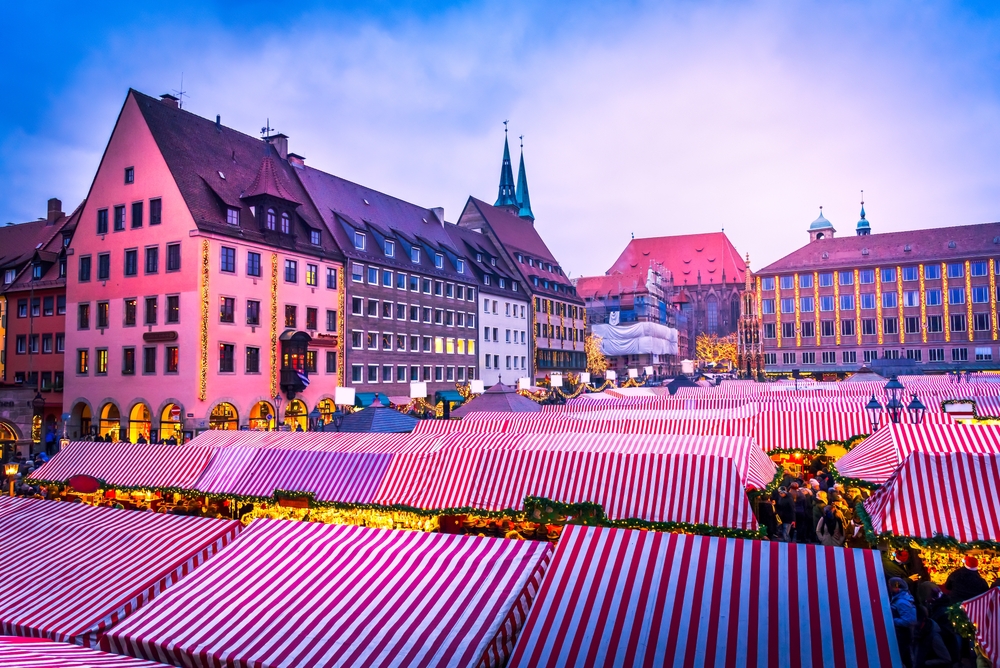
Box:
left=508, top=524, right=901, bottom=667
left=861, top=452, right=1000, bottom=584
left=104, top=519, right=551, bottom=668
left=0, top=637, right=168, bottom=667
left=835, top=423, right=1000, bottom=484
left=0, top=498, right=240, bottom=646
left=962, top=588, right=1000, bottom=666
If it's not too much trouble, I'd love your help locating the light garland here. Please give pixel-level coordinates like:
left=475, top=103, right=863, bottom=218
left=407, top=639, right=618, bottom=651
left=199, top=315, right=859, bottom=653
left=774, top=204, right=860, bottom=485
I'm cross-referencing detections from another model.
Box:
left=897, top=265, right=905, bottom=345
left=875, top=267, right=884, bottom=345
left=920, top=264, right=928, bottom=344
left=337, top=261, right=346, bottom=384
left=793, top=273, right=801, bottom=347
left=813, top=271, right=821, bottom=346
left=966, top=260, right=974, bottom=343
left=270, top=253, right=279, bottom=399
left=755, top=275, right=763, bottom=350
left=198, top=240, right=210, bottom=402
left=990, top=259, right=998, bottom=341
left=942, top=262, right=951, bottom=343
left=854, top=271, right=862, bottom=346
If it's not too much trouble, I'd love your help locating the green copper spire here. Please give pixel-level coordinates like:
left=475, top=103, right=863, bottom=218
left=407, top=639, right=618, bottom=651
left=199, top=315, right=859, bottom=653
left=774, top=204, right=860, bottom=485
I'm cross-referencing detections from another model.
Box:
left=494, top=122, right=517, bottom=207
left=515, top=137, right=534, bottom=220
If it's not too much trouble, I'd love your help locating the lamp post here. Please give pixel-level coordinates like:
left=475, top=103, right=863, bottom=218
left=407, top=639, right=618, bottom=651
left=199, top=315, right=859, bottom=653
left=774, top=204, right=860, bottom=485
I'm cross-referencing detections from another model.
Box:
left=4, top=462, right=18, bottom=497
left=906, top=393, right=926, bottom=424
left=866, top=395, right=884, bottom=433
left=884, top=376, right=905, bottom=424
left=273, top=394, right=284, bottom=431
left=308, top=407, right=322, bottom=432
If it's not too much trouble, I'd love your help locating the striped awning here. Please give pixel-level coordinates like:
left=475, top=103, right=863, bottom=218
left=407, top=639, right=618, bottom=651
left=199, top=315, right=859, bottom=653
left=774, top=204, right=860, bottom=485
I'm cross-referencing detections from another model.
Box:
left=0, top=498, right=240, bottom=646
left=836, top=423, right=1000, bottom=483
left=508, top=525, right=901, bottom=667
left=28, top=441, right=213, bottom=489
left=863, top=452, right=1000, bottom=544
left=105, top=520, right=551, bottom=668
left=963, top=588, right=1000, bottom=665
left=0, top=637, right=168, bottom=667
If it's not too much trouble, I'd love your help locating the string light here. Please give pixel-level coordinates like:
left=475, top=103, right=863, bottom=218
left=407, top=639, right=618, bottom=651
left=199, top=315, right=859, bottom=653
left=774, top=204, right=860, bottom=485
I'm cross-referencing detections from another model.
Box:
left=875, top=267, right=884, bottom=346
left=270, top=253, right=279, bottom=399
left=199, top=240, right=210, bottom=401
left=966, top=260, right=974, bottom=343
left=775, top=274, right=783, bottom=349
left=920, top=264, right=928, bottom=344
left=942, top=262, right=951, bottom=343
left=793, top=273, right=801, bottom=348
left=991, top=259, right=998, bottom=341
left=897, top=265, right=905, bottom=345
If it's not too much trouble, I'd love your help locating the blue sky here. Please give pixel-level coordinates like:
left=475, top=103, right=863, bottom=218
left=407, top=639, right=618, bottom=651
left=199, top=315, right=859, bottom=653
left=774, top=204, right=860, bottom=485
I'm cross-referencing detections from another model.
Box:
left=4, top=1, right=1000, bottom=276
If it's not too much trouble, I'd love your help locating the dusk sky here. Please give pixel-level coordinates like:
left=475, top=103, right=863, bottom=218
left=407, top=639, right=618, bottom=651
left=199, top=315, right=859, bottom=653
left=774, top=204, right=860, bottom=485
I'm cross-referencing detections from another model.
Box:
left=4, top=1, right=1000, bottom=277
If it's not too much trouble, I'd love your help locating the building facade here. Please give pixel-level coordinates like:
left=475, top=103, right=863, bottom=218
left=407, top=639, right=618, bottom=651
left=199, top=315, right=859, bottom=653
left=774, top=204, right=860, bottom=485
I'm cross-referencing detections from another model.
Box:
left=63, top=90, right=345, bottom=440
left=756, top=207, right=1000, bottom=375
left=605, top=232, right=747, bottom=356
left=456, top=136, right=586, bottom=380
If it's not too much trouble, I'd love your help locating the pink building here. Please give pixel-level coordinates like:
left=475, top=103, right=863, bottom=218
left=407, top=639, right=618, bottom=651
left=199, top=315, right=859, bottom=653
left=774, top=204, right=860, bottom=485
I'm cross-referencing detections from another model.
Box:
left=63, top=90, right=345, bottom=441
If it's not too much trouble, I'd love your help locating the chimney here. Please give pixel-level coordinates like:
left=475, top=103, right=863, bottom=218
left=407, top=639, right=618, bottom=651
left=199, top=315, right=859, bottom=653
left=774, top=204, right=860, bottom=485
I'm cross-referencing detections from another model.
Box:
left=430, top=207, right=445, bottom=227
left=46, top=198, right=63, bottom=224
left=216, top=115, right=222, bottom=131
left=159, top=93, right=179, bottom=108
left=267, top=133, right=288, bottom=160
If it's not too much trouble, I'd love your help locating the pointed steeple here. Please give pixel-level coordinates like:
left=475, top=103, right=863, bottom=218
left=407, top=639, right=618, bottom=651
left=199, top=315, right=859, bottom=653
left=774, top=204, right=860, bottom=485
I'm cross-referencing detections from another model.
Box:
left=494, top=122, right=517, bottom=208
left=856, top=190, right=871, bottom=236
left=515, top=136, right=534, bottom=220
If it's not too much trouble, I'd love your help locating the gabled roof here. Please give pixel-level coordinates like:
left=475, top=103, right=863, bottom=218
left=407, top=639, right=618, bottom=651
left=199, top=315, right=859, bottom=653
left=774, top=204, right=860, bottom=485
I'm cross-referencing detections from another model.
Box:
left=0, top=220, right=51, bottom=271
left=296, top=166, right=473, bottom=283
left=758, top=220, right=1000, bottom=274
left=574, top=272, right=651, bottom=300
left=1, top=202, right=82, bottom=293
left=130, top=90, right=339, bottom=260
left=451, top=383, right=542, bottom=415
left=607, top=232, right=746, bottom=287
left=444, top=224, right=522, bottom=298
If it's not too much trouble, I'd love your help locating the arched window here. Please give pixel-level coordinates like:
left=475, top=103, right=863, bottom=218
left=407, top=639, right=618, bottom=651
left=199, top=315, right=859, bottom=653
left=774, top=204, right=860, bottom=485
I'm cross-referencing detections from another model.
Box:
left=249, top=401, right=275, bottom=431
left=281, top=212, right=290, bottom=234
left=706, top=295, right=719, bottom=334
left=266, top=209, right=276, bottom=231
left=129, top=403, right=151, bottom=443
left=160, top=404, right=183, bottom=443
left=209, top=402, right=238, bottom=430
left=100, top=403, right=121, bottom=441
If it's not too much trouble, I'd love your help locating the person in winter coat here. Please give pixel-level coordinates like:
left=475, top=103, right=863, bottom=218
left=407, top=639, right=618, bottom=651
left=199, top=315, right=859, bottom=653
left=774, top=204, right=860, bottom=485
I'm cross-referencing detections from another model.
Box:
left=889, top=577, right=917, bottom=668
left=944, top=556, right=989, bottom=603
left=775, top=487, right=795, bottom=541
left=912, top=603, right=955, bottom=667
left=811, top=490, right=828, bottom=531
left=816, top=505, right=846, bottom=547
left=756, top=497, right=778, bottom=540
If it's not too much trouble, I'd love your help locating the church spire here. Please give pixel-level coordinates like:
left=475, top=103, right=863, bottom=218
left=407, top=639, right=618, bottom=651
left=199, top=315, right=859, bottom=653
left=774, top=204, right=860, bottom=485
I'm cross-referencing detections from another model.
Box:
left=515, top=136, right=534, bottom=221
left=494, top=122, right=517, bottom=208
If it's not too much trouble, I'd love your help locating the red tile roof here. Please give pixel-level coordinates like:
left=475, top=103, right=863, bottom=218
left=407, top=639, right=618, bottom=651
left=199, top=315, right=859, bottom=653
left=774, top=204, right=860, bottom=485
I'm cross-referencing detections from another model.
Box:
left=607, top=232, right=746, bottom=288
left=0, top=220, right=51, bottom=271
left=758, top=221, right=1000, bottom=274
left=5, top=203, right=84, bottom=292
left=575, top=273, right=650, bottom=299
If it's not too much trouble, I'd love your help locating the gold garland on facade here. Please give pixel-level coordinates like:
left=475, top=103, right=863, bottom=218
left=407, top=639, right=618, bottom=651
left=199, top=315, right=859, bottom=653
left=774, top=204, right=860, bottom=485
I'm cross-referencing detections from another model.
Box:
left=270, top=253, right=279, bottom=399
left=897, top=265, right=905, bottom=344
left=875, top=267, right=884, bottom=345
left=337, top=262, right=346, bottom=384
left=853, top=271, right=862, bottom=346
left=793, top=273, right=801, bottom=347
left=942, top=263, right=951, bottom=343
left=833, top=273, right=842, bottom=346
left=775, top=276, right=782, bottom=349
left=919, top=264, right=928, bottom=344
left=755, top=276, right=763, bottom=350
left=991, top=259, right=998, bottom=341
left=965, top=260, right=974, bottom=342
left=198, top=240, right=210, bottom=402
left=813, top=271, right=821, bottom=346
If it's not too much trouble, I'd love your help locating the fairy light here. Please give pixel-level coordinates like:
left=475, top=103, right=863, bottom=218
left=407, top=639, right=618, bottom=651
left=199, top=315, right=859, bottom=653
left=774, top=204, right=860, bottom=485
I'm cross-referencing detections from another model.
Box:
left=942, top=263, right=951, bottom=343
left=337, top=262, right=346, bottom=384
left=854, top=271, right=862, bottom=346
left=793, top=273, right=801, bottom=347
left=198, top=240, right=210, bottom=402
left=965, top=260, right=974, bottom=343
left=897, top=265, right=905, bottom=345
left=991, top=259, right=998, bottom=341
left=875, top=267, right=884, bottom=346
left=775, top=275, right=782, bottom=349
left=270, top=253, right=279, bottom=399
left=920, top=264, right=928, bottom=344
left=813, top=271, right=821, bottom=346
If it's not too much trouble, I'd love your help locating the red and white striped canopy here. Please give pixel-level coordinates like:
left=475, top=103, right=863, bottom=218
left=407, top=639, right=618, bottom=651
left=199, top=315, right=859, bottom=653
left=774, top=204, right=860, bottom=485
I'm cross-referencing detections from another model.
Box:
left=508, top=525, right=901, bottom=668
left=414, top=451, right=758, bottom=531
left=0, top=637, right=167, bottom=667
left=963, top=588, right=1000, bottom=665
left=0, top=498, right=240, bottom=646
left=29, top=442, right=213, bottom=489
left=863, top=452, right=1000, bottom=544
left=105, top=519, right=551, bottom=668
left=836, top=423, right=1000, bottom=483
left=187, top=430, right=442, bottom=454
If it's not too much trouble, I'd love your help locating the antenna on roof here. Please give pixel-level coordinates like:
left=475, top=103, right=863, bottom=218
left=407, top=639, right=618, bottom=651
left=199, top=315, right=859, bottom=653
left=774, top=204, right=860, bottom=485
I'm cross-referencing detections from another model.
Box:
left=172, top=72, right=187, bottom=109
left=519, top=134, right=523, bottom=149
left=261, top=119, right=273, bottom=139
left=503, top=119, right=508, bottom=134
left=861, top=189, right=864, bottom=206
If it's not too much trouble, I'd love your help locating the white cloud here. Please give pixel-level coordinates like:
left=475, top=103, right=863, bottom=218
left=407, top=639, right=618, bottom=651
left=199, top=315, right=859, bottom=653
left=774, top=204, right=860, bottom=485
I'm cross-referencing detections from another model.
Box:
left=4, top=1, right=1000, bottom=276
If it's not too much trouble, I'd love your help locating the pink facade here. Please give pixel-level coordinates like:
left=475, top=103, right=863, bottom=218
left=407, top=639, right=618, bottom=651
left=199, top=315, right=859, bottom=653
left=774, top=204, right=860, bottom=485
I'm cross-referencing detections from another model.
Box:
left=63, top=94, right=343, bottom=440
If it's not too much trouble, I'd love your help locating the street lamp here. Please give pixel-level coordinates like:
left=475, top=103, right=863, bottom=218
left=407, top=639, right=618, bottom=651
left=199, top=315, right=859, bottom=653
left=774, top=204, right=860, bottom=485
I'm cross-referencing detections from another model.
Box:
left=865, top=395, right=884, bottom=433
left=308, top=407, right=322, bottom=432
left=906, top=393, right=926, bottom=424
left=884, top=376, right=905, bottom=424
left=4, top=463, right=18, bottom=497
left=273, top=395, right=284, bottom=431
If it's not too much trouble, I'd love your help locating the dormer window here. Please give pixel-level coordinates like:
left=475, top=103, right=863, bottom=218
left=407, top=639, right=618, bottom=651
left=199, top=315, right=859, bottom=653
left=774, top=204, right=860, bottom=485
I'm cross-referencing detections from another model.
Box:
left=227, top=208, right=240, bottom=225
left=516, top=253, right=523, bottom=263
left=354, top=231, right=366, bottom=250
left=528, top=258, right=534, bottom=267
left=435, top=253, right=444, bottom=269
left=512, top=282, right=519, bottom=292
left=411, top=247, right=420, bottom=263
left=385, top=240, right=395, bottom=258
left=266, top=209, right=276, bottom=231
left=499, top=277, right=506, bottom=288
left=59, top=259, right=66, bottom=278
left=310, top=230, right=321, bottom=245
left=281, top=212, right=290, bottom=234
left=484, top=274, right=491, bottom=285
left=457, top=258, right=465, bottom=274
left=491, top=258, right=497, bottom=267
left=476, top=253, right=483, bottom=262
left=32, top=264, right=43, bottom=280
